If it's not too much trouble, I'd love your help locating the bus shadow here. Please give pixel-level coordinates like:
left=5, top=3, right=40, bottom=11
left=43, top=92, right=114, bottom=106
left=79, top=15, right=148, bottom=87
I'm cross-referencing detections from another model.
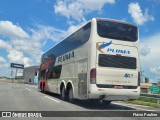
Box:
left=73, top=100, right=135, bottom=110
left=42, top=91, right=135, bottom=110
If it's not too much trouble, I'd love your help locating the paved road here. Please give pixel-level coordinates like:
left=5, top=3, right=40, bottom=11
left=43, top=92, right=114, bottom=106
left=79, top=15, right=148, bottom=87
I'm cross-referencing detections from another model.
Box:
left=0, top=82, right=159, bottom=120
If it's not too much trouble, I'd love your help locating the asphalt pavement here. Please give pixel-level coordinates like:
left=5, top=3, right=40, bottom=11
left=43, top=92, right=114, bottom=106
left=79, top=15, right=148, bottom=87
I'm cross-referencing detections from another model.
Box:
left=0, top=82, right=159, bottom=120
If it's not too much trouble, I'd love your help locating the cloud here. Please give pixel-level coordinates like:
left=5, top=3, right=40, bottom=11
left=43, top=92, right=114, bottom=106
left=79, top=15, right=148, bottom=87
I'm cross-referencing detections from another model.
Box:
left=0, top=19, right=90, bottom=77
left=0, top=39, right=12, bottom=50
left=7, top=49, right=32, bottom=67
left=54, top=0, right=84, bottom=22
left=0, top=56, right=10, bottom=77
left=31, top=25, right=67, bottom=43
left=54, top=0, right=115, bottom=22
left=67, top=20, right=87, bottom=35
left=128, top=2, right=154, bottom=25
left=0, top=21, right=29, bottom=38
left=11, top=24, right=68, bottom=63
left=80, top=0, right=115, bottom=11
left=0, top=63, right=10, bottom=77
left=0, top=56, right=6, bottom=63
left=0, top=18, right=90, bottom=78
left=0, top=20, right=69, bottom=68
left=140, top=45, right=151, bottom=56
left=0, top=40, right=31, bottom=66
left=11, top=38, right=43, bottom=63
left=140, top=33, right=160, bottom=81
left=150, top=66, right=160, bottom=75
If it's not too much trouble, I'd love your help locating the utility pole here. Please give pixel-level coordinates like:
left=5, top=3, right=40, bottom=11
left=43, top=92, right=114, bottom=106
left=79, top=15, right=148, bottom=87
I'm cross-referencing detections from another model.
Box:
left=11, top=70, right=13, bottom=83
left=15, top=68, right=18, bottom=81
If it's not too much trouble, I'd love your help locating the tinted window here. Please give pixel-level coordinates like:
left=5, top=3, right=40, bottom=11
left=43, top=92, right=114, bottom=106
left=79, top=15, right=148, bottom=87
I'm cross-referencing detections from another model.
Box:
left=47, top=65, right=62, bottom=79
left=97, top=20, right=138, bottom=42
left=98, top=54, right=136, bottom=69
left=42, top=22, right=91, bottom=63
left=40, top=70, right=46, bottom=80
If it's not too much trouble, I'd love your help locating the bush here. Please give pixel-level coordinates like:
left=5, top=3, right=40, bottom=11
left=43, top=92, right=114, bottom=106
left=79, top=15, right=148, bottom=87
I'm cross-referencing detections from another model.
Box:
left=150, top=98, right=157, bottom=103
left=143, top=102, right=150, bottom=106
left=138, top=97, right=156, bottom=103
left=149, top=103, right=157, bottom=107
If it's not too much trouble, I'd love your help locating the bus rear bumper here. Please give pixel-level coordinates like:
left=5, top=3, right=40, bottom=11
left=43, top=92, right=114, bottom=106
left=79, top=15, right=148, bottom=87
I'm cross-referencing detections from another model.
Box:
left=88, top=86, right=140, bottom=101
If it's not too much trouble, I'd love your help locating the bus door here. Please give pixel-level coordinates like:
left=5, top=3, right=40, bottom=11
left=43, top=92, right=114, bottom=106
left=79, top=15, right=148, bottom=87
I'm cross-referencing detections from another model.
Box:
left=49, top=65, right=62, bottom=93
left=78, top=59, right=88, bottom=98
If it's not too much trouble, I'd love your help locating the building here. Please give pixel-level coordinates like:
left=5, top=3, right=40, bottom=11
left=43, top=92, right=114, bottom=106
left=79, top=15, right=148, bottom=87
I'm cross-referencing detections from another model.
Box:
left=140, top=83, right=151, bottom=94
left=23, top=66, right=39, bottom=84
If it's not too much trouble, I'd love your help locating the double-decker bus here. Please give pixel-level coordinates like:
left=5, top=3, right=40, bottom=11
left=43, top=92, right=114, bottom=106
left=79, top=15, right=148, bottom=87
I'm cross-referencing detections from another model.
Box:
left=38, top=18, right=140, bottom=104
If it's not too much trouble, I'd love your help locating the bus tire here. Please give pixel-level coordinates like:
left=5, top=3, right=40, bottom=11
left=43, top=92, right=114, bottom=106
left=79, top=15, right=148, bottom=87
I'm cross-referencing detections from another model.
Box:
left=42, top=87, right=46, bottom=93
left=102, top=100, right=111, bottom=105
left=40, top=82, right=43, bottom=92
left=61, top=87, right=66, bottom=101
left=68, top=88, right=74, bottom=103
left=42, top=84, right=45, bottom=93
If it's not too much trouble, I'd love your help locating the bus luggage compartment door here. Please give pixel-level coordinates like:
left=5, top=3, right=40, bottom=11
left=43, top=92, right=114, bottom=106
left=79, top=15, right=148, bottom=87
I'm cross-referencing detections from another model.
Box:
left=78, top=73, right=87, bottom=99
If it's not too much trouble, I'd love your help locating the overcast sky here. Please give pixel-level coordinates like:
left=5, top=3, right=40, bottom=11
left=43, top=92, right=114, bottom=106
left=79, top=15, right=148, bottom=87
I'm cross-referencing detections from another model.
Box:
left=0, top=0, right=160, bottom=82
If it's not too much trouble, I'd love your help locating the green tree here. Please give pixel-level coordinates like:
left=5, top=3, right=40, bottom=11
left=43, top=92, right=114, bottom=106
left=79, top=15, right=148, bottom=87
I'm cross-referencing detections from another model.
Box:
left=145, top=77, right=149, bottom=83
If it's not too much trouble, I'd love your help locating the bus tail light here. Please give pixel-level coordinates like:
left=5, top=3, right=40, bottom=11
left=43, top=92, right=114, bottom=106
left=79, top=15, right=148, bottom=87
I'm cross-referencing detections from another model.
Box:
left=90, top=68, right=96, bottom=84
left=138, top=72, right=140, bottom=86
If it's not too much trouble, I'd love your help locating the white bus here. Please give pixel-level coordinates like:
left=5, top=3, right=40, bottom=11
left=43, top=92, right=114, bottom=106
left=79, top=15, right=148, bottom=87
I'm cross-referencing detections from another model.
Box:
left=38, top=18, right=140, bottom=104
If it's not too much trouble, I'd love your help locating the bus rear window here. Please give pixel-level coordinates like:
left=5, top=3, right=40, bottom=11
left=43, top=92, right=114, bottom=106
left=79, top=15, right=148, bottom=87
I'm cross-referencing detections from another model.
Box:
left=97, top=20, right=138, bottom=42
left=98, top=54, right=136, bottom=69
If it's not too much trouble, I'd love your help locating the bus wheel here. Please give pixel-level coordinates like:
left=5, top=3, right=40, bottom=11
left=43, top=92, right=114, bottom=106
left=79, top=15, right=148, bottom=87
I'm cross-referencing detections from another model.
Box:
left=42, top=84, right=45, bottom=93
left=42, top=87, right=46, bottom=93
left=61, top=87, right=66, bottom=101
left=68, top=88, right=74, bottom=103
left=40, top=82, right=43, bottom=92
left=102, top=100, right=111, bottom=105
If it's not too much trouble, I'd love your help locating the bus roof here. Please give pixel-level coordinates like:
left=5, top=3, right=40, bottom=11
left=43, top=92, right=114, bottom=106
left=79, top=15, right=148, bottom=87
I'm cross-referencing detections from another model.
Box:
left=42, top=18, right=137, bottom=57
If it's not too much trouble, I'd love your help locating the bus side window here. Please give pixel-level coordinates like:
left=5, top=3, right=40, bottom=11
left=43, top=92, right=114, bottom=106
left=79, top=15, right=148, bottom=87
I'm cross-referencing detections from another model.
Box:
left=50, top=65, right=62, bottom=79
left=40, top=70, right=46, bottom=80
left=52, top=71, right=59, bottom=79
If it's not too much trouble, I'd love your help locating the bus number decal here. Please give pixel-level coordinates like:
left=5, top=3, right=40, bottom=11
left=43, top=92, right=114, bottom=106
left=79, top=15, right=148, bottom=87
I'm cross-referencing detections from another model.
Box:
left=124, top=73, right=133, bottom=78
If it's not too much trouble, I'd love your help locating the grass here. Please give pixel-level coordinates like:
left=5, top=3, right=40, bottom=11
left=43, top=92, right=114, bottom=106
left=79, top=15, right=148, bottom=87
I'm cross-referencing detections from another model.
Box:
left=138, top=97, right=157, bottom=103
left=127, top=97, right=158, bottom=108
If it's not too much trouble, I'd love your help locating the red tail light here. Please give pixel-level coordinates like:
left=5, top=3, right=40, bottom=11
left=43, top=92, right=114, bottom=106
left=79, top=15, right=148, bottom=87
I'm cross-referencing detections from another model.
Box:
left=90, top=68, right=96, bottom=84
